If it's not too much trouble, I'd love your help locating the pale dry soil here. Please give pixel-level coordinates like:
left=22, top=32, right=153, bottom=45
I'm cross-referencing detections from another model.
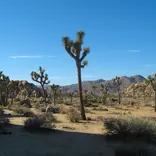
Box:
left=1, top=105, right=156, bottom=156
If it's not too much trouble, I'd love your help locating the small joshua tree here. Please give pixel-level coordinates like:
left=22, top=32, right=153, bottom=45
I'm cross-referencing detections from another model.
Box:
left=31, top=67, right=50, bottom=105
left=83, top=88, right=88, bottom=103
left=112, top=76, right=122, bottom=104
left=100, top=84, right=109, bottom=105
left=50, top=84, right=59, bottom=105
left=62, top=31, right=90, bottom=120
left=145, top=74, right=156, bottom=112
left=92, top=85, right=97, bottom=101
left=68, top=92, right=74, bottom=104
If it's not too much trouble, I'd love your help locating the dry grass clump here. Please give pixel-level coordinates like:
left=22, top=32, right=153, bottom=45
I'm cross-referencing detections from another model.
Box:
left=24, top=115, right=54, bottom=131
left=67, top=108, right=81, bottom=123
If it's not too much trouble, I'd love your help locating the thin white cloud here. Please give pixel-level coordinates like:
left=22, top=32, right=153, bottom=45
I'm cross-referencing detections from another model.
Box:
left=9, top=55, right=57, bottom=59
left=128, top=50, right=140, bottom=53
left=142, top=64, right=156, bottom=68
left=10, top=56, right=43, bottom=59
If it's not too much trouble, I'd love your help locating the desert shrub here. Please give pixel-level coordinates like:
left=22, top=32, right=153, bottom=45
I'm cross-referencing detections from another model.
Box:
left=91, top=104, right=99, bottom=108
left=104, top=116, right=156, bottom=142
left=14, top=98, right=20, bottom=102
left=19, top=99, right=32, bottom=108
left=96, top=116, right=104, bottom=122
left=46, top=105, right=60, bottom=113
left=40, top=107, right=46, bottom=112
left=64, top=101, right=72, bottom=105
left=38, top=112, right=56, bottom=123
left=14, top=107, right=34, bottom=117
left=67, top=108, right=81, bottom=123
left=59, top=105, right=73, bottom=114
left=24, top=116, right=53, bottom=131
left=92, top=106, right=108, bottom=111
left=57, top=100, right=64, bottom=104
left=13, top=107, right=23, bottom=114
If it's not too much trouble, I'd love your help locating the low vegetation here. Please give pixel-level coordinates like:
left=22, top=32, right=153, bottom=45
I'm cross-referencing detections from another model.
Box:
left=67, top=108, right=81, bottom=123
left=104, top=116, right=156, bottom=142
left=24, top=115, right=54, bottom=131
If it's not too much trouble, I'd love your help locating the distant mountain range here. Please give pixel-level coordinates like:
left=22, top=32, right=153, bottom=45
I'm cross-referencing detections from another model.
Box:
left=61, top=75, right=145, bottom=94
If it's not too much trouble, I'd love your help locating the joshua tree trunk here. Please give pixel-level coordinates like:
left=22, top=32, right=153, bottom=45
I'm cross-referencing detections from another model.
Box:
left=53, top=94, right=56, bottom=106
left=77, top=63, right=86, bottom=120
left=11, top=97, right=14, bottom=105
left=6, top=87, right=8, bottom=106
left=41, top=85, right=46, bottom=105
left=154, top=90, right=156, bottom=112
left=70, top=96, right=73, bottom=104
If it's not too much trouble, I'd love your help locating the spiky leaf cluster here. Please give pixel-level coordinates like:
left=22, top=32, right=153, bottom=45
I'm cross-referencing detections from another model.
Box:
left=50, top=84, right=60, bottom=94
left=68, top=92, right=74, bottom=97
left=112, top=76, right=122, bottom=88
left=100, top=84, right=109, bottom=94
left=62, top=31, right=90, bottom=68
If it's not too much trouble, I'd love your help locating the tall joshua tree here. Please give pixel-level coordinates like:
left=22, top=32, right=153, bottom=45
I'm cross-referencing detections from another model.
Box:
left=145, top=74, right=156, bottom=112
left=31, top=67, right=50, bottom=105
left=113, top=76, right=122, bottom=105
left=62, top=31, right=90, bottom=120
left=50, top=84, right=59, bottom=105
left=100, top=84, right=109, bottom=105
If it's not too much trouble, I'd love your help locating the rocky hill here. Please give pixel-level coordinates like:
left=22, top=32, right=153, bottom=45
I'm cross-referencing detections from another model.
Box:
left=61, top=75, right=145, bottom=94
left=123, top=82, right=153, bottom=98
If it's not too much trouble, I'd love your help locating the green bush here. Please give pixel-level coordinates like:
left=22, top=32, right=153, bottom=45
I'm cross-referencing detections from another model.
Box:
left=68, top=108, right=81, bottom=123
left=104, top=116, right=156, bottom=142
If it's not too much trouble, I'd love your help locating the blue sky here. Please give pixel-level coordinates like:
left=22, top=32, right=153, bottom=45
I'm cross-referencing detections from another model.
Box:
left=0, top=0, right=156, bottom=85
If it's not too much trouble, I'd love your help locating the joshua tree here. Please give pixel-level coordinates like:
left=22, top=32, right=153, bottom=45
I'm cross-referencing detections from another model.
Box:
left=68, top=92, right=74, bottom=104
left=145, top=74, right=156, bottom=111
left=92, top=85, right=97, bottom=100
left=62, top=31, right=90, bottom=120
left=31, top=67, right=50, bottom=105
left=50, top=84, right=59, bottom=105
left=112, top=76, right=122, bottom=104
left=100, top=84, right=109, bottom=105
left=0, top=72, right=10, bottom=106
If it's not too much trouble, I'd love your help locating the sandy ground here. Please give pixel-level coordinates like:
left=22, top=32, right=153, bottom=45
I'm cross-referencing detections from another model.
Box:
left=1, top=106, right=156, bottom=156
